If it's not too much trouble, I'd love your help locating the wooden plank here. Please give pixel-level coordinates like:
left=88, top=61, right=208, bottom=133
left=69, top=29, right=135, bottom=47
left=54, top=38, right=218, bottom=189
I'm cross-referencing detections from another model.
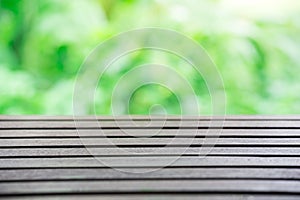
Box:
left=1, top=129, right=300, bottom=138
left=4, top=194, right=300, bottom=200
left=2, top=120, right=300, bottom=129
left=1, top=157, right=300, bottom=168
left=1, top=147, right=300, bottom=157
left=6, top=195, right=300, bottom=200
left=1, top=138, right=300, bottom=147
left=1, top=168, right=300, bottom=181
left=1, top=180, right=300, bottom=194
left=1, top=115, right=300, bottom=120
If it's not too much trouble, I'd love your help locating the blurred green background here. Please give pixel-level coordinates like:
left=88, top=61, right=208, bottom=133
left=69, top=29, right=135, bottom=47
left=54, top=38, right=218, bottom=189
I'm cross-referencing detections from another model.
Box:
left=1, top=0, right=300, bottom=115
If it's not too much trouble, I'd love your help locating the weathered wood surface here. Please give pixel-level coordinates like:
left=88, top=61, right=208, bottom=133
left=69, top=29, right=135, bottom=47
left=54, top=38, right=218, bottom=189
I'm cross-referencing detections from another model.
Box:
left=1, top=116, right=300, bottom=199
left=2, top=120, right=300, bottom=128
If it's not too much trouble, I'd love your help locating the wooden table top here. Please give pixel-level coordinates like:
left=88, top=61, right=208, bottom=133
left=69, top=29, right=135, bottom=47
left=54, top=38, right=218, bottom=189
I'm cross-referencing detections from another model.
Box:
left=1, top=116, right=300, bottom=199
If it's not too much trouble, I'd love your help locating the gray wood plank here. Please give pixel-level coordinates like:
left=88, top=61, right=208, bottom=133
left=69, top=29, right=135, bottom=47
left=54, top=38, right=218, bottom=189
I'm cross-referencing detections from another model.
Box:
left=1, top=180, right=300, bottom=194
left=1, top=147, right=300, bottom=157
left=3, top=193, right=299, bottom=200
left=1, top=138, right=300, bottom=147
left=1, top=115, right=300, bottom=120
left=2, top=120, right=300, bottom=129
left=1, top=129, right=300, bottom=138
left=5, top=194, right=300, bottom=200
left=1, top=168, right=300, bottom=181
left=1, top=157, right=300, bottom=168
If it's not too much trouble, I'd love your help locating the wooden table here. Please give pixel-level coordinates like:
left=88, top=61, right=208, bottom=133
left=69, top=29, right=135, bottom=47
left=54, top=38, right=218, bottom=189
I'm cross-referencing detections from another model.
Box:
left=1, top=116, right=300, bottom=199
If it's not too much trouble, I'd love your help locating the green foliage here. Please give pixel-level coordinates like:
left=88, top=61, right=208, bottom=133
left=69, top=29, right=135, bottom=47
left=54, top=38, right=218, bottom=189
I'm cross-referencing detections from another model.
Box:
left=1, top=0, right=300, bottom=114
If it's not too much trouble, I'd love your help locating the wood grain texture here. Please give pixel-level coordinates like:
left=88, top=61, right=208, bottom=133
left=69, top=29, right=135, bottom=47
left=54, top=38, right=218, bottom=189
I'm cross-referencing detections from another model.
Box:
left=4, top=195, right=300, bottom=200
left=1, top=147, right=300, bottom=157
left=1, top=168, right=300, bottom=181
left=0, top=116, right=300, bottom=199
left=2, top=120, right=300, bottom=128
left=1, top=180, right=300, bottom=194
left=1, top=129, right=300, bottom=138
left=2, top=138, right=300, bottom=147
left=2, top=157, right=300, bottom=168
